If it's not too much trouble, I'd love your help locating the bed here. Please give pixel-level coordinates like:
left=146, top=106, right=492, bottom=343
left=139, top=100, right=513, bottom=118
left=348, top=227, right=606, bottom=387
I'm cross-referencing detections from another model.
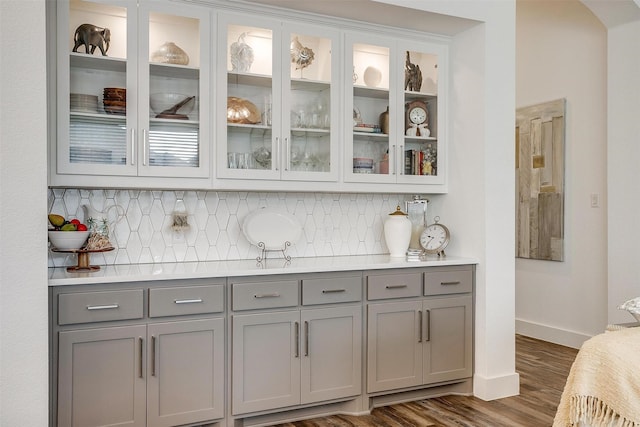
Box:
left=553, top=326, right=640, bottom=427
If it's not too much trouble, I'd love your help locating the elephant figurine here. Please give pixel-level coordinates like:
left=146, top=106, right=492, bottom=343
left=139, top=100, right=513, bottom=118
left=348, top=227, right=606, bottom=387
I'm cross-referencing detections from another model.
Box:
left=72, top=23, right=111, bottom=56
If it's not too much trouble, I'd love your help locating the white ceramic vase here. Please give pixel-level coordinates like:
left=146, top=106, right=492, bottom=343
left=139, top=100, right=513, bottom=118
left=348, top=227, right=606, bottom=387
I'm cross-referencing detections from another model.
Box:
left=384, top=206, right=411, bottom=257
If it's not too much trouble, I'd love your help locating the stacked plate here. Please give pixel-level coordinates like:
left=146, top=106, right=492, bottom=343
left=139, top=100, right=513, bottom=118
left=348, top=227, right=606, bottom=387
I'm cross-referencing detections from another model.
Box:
left=70, top=93, right=98, bottom=113
left=353, top=157, right=374, bottom=174
left=103, top=87, right=126, bottom=115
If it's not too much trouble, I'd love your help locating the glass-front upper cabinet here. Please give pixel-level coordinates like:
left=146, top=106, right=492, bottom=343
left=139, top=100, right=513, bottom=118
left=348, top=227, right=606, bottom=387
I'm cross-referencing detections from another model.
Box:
left=345, top=33, right=446, bottom=187
left=55, top=0, right=210, bottom=181
left=216, top=13, right=339, bottom=183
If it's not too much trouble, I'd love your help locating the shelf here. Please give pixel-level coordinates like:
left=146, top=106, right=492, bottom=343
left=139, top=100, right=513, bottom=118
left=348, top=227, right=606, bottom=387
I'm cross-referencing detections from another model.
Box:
left=405, top=90, right=437, bottom=100
left=70, top=111, right=126, bottom=121
left=354, top=85, right=389, bottom=99
left=150, top=62, right=199, bottom=79
left=404, top=136, right=437, bottom=142
left=228, top=72, right=272, bottom=87
left=70, top=53, right=126, bottom=73
left=291, top=78, right=330, bottom=91
left=150, top=117, right=199, bottom=125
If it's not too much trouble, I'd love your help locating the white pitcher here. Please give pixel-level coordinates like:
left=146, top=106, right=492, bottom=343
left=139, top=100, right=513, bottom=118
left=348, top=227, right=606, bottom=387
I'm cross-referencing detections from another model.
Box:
left=82, top=203, right=125, bottom=237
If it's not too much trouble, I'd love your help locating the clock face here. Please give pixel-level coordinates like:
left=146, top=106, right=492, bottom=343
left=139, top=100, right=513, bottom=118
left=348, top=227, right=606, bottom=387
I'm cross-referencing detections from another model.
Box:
left=409, top=107, right=427, bottom=125
left=420, top=224, right=449, bottom=253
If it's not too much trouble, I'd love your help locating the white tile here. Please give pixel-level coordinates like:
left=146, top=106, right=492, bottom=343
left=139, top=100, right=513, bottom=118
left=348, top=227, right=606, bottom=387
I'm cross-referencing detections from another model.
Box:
left=126, top=198, right=143, bottom=231
left=138, top=216, right=154, bottom=247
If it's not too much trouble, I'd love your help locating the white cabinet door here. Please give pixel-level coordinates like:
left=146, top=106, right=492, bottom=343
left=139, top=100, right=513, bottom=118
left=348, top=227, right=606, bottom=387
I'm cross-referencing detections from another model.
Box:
left=422, top=295, right=473, bottom=385
left=300, top=305, right=362, bottom=404
left=366, top=300, right=423, bottom=393
left=216, top=13, right=340, bottom=187
left=137, top=1, right=211, bottom=179
left=232, top=311, right=301, bottom=415
left=56, top=0, right=138, bottom=178
left=57, top=325, right=147, bottom=427
left=147, top=318, right=224, bottom=427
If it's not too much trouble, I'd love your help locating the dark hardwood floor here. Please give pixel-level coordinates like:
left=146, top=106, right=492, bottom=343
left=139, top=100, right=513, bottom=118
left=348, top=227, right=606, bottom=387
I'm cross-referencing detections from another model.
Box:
left=273, top=335, right=578, bottom=427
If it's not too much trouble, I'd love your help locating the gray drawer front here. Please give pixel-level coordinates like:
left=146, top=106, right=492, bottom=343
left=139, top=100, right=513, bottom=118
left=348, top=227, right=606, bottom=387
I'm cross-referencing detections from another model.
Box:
left=58, top=289, right=143, bottom=325
left=424, top=268, right=473, bottom=295
left=232, top=280, right=299, bottom=311
left=149, top=285, right=224, bottom=317
left=302, top=275, right=362, bottom=305
left=367, top=272, right=422, bottom=300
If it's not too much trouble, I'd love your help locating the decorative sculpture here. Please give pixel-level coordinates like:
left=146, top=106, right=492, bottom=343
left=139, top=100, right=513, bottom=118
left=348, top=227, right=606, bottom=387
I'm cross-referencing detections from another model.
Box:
left=290, top=36, right=315, bottom=71
left=404, top=51, right=422, bottom=92
left=230, top=33, right=254, bottom=72
left=72, top=23, right=111, bottom=56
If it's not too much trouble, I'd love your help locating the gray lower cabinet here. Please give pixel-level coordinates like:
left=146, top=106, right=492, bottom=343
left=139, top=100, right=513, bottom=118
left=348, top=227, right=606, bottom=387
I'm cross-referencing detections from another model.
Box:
left=231, top=274, right=362, bottom=416
left=366, top=267, right=473, bottom=393
left=58, top=325, right=147, bottom=427
left=52, top=283, right=225, bottom=427
left=147, top=319, right=224, bottom=427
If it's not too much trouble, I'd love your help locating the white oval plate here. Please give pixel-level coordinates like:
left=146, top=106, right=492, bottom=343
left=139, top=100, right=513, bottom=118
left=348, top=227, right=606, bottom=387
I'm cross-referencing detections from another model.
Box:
left=242, top=208, right=302, bottom=250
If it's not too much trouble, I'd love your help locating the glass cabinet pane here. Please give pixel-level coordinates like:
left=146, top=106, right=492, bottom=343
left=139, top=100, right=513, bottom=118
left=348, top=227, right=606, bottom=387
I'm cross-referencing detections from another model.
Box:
left=402, top=49, right=439, bottom=177
left=67, top=0, right=129, bottom=169
left=287, top=33, right=332, bottom=173
left=226, top=24, right=274, bottom=172
left=352, top=43, right=390, bottom=176
left=147, top=11, right=201, bottom=169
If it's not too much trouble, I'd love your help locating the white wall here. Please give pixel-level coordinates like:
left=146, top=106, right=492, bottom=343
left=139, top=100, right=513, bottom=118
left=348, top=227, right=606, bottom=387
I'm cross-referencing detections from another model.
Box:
left=515, top=0, right=608, bottom=348
left=0, top=0, right=49, bottom=425
left=607, top=20, right=640, bottom=325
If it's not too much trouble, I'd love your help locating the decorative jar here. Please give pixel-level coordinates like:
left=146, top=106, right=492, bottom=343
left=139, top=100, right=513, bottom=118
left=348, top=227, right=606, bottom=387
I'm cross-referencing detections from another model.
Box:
left=384, top=205, right=411, bottom=257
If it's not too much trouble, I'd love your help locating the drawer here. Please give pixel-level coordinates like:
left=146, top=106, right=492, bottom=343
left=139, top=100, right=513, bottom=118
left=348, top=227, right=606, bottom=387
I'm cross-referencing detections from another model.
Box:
left=367, top=272, right=422, bottom=300
left=58, top=289, right=143, bottom=325
left=149, top=285, right=224, bottom=317
left=424, top=267, right=473, bottom=296
left=232, top=280, right=298, bottom=311
left=302, top=275, right=362, bottom=305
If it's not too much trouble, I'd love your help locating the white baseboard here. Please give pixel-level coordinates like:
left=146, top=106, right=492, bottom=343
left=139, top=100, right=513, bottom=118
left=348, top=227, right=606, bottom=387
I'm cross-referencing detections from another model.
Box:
left=473, top=372, right=520, bottom=401
left=516, top=318, right=592, bottom=349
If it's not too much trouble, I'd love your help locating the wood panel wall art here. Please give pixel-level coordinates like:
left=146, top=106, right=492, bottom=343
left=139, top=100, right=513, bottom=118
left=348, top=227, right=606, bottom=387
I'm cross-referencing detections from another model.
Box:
left=516, top=99, right=565, bottom=261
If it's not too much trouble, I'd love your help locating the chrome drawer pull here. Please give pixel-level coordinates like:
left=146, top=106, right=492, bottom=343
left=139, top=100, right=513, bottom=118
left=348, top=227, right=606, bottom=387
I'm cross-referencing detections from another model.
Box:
left=425, top=310, right=431, bottom=342
left=174, top=298, right=203, bottom=304
left=86, top=304, right=119, bottom=311
left=254, top=293, right=280, bottom=298
left=441, top=281, right=461, bottom=286
left=385, top=284, right=407, bottom=289
left=322, top=289, right=346, bottom=294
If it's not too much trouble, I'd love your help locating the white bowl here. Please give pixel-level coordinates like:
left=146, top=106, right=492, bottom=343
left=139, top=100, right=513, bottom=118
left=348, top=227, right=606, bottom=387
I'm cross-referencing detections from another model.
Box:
left=48, top=230, right=90, bottom=250
left=149, top=93, right=195, bottom=115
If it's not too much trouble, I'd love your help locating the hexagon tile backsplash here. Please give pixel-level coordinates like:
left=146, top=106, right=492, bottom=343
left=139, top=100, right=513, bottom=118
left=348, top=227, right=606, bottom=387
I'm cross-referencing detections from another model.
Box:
left=48, top=189, right=411, bottom=268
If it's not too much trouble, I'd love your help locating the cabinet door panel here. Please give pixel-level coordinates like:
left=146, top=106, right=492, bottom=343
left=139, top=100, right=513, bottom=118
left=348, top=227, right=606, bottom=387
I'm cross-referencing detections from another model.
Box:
left=367, top=300, right=422, bottom=393
left=147, top=318, right=224, bottom=427
left=58, top=325, right=146, bottom=427
left=232, top=311, right=301, bottom=414
left=423, top=295, right=472, bottom=384
left=301, top=305, right=362, bottom=404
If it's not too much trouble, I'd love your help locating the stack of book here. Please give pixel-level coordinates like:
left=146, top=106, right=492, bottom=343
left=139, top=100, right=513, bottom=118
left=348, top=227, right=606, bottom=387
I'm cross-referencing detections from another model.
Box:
left=353, top=123, right=382, bottom=133
left=404, top=149, right=437, bottom=176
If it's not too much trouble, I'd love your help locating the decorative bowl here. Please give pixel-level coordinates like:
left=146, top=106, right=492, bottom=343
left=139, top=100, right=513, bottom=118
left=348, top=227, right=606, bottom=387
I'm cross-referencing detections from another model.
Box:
left=618, top=297, right=640, bottom=323
left=48, top=230, right=91, bottom=250
left=227, top=97, right=260, bottom=124
left=149, top=93, right=195, bottom=115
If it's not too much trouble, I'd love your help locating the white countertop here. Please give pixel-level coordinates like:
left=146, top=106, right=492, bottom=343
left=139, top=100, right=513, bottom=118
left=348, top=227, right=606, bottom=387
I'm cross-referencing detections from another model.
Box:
left=48, top=254, right=479, bottom=286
